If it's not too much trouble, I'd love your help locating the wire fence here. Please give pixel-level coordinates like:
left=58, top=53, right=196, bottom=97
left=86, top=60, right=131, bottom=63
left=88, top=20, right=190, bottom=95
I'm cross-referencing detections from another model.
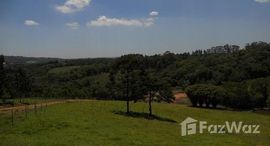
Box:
left=1, top=99, right=141, bottom=127
left=7, top=102, right=48, bottom=127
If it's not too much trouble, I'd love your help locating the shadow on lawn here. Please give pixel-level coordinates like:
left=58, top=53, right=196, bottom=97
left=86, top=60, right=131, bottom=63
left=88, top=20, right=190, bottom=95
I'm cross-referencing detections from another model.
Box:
left=112, top=111, right=177, bottom=123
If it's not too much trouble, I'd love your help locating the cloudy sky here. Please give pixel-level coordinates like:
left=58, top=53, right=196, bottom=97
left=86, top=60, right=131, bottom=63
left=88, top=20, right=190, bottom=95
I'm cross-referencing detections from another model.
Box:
left=0, top=0, right=270, bottom=58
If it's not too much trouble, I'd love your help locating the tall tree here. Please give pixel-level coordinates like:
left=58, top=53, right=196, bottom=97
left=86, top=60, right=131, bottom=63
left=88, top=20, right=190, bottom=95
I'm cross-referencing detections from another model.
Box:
left=0, top=55, right=5, bottom=101
left=107, top=70, right=116, bottom=99
left=113, top=54, right=144, bottom=114
left=15, top=68, right=31, bottom=103
left=144, top=73, right=173, bottom=116
left=145, top=75, right=159, bottom=116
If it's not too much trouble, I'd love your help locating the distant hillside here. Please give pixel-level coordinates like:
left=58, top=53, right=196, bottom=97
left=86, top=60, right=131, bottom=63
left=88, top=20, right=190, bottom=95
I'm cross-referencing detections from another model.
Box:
left=2, top=42, right=270, bottom=105
left=4, top=56, right=62, bottom=65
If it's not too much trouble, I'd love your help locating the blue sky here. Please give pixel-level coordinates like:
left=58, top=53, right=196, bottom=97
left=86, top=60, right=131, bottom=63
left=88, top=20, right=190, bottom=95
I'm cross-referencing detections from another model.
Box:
left=0, top=0, right=270, bottom=58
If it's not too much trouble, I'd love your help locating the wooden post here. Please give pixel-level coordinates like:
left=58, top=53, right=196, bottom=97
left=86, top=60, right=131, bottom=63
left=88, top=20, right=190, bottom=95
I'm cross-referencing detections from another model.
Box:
left=40, top=103, right=42, bottom=112
left=34, top=104, right=37, bottom=115
left=25, top=105, right=28, bottom=118
left=46, top=100, right=48, bottom=112
left=11, top=108, right=14, bottom=126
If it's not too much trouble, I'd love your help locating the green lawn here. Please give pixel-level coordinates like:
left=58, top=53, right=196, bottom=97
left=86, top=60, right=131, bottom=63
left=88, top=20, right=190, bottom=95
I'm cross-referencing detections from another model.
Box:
left=0, top=100, right=269, bottom=146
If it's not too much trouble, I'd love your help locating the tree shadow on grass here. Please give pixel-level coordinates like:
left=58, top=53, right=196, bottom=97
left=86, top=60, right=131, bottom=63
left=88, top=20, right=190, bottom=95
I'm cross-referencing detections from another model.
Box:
left=188, top=105, right=227, bottom=111
left=112, top=111, right=177, bottom=123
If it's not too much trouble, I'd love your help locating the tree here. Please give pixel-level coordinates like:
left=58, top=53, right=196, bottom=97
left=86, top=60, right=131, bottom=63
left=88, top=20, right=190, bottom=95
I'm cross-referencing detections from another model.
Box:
left=0, top=55, right=5, bottom=101
left=15, top=68, right=31, bottom=103
left=144, top=75, right=159, bottom=116
left=112, top=54, right=173, bottom=115
left=107, top=70, right=116, bottom=99
left=113, top=54, right=144, bottom=114
left=185, top=84, right=227, bottom=108
left=144, top=74, right=173, bottom=116
left=267, top=96, right=270, bottom=108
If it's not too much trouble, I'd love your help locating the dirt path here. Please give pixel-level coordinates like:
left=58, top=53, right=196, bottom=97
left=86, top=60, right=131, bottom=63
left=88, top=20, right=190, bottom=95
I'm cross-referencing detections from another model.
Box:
left=174, top=92, right=188, bottom=104
left=0, top=99, right=91, bottom=113
left=0, top=95, right=188, bottom=113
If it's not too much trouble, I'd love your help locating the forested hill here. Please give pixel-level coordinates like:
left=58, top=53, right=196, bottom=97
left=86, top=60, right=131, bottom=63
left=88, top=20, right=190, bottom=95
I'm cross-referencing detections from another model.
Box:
left=4, top=56, right=62, bottom=65
left=1, top=42, right=270, bottom=108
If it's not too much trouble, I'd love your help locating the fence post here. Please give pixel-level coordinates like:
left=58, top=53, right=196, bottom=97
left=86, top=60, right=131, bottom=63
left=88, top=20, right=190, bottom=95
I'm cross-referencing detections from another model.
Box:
left=25, top=105, right=28, bottom=119
left=40, top=103, right=42, bottom=112
left=11, top=108, right=14, bottom=127
left=46, top=100, right=48, bottom=108
left=34, top=104, right=37, bottom=115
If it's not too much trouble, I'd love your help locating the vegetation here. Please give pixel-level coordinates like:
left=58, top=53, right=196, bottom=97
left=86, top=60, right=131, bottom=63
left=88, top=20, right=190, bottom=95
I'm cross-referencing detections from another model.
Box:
left=222, top=77, right=270, bottom=109
left=15, top=68, right=32, bottom=102
left=110, top=54, right=173, bottom=115
left=185, top=84, right=226, bottom=108
left=0, top=98, right=60, bottom=106
left=185, top=77, right=270, bottom=109
left=0, top=101, right=269, bottom=146
left=1, top=41, right=270, bottom=110
left=0, top=55, right=4, bottom=101
left=0, top=42, right=270, bottom=145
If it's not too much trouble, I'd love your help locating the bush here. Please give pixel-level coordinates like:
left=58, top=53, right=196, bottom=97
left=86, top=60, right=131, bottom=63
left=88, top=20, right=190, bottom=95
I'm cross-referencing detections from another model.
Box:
left=222, top=82, right=251, bottom=109
left=185, top=84, right=227, bottom=108
left=267, top=96, right=270, bottom=108
left=0, top=99, right=15, bottom=106
left=222, top=77, right=270, bottom=109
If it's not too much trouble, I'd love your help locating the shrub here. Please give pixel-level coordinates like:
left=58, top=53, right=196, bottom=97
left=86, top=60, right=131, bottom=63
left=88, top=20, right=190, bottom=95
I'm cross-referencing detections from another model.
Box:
left=185, top=84, right=227, bottom=108
left=267, top=96, right=270, bottom=108
left=222, top=78, right=270, bottom=109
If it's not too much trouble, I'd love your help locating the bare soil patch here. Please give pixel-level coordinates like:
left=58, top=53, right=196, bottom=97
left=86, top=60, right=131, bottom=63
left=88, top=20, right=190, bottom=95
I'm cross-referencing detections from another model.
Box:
left=174, top=92, right=189, bottom=104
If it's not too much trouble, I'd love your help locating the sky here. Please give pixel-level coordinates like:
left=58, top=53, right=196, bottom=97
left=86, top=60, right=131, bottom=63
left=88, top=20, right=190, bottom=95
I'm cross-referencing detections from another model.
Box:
left=0, top=0, right=270, bottom=58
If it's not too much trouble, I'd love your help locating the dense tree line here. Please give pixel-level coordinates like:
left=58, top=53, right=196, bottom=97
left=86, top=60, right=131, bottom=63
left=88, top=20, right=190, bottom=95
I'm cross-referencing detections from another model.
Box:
left=0, top=55, right=32, bottom=103
left=0, top=55, right=5, bottom=102
left=1, top=41, right=270, bottom=110
left=185, top=77, right=270, bottom=109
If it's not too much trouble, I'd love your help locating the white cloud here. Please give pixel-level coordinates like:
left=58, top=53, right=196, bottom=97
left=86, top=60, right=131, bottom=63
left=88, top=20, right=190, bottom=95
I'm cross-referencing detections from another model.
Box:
left=66, top=22, right=79, bottom=29
left=24, top=20, right=39, bottom=26
left=149, top=11, right=159, bottom=16
left=56, top=0, right=91, bottom=14
left=87, top=16, right=156, bottom=27
left=144, top=18, right=155, bottom=27
left=254, top=0, right=270, bottom=3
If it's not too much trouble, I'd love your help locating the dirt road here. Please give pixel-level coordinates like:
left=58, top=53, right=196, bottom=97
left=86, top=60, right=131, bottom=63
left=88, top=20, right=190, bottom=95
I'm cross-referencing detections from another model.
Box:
left=0, top=99, right=91, bottom=113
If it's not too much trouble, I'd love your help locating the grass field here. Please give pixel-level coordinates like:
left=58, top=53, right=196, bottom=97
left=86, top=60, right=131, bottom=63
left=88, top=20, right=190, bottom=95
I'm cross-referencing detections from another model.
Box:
left=0, top=100, right=269, bottom=146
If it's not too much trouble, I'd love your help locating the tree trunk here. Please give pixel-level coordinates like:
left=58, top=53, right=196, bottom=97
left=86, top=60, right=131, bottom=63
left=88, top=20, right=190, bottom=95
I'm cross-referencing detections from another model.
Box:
left=126, top=99, right=130, bottom=114
left=212, top=97, right=217, bottom=109
left=206, top=97, right=210, bottom=108
left=126, top=72, right=130, bottom=114
left=149, top=93, right=152, bottom=117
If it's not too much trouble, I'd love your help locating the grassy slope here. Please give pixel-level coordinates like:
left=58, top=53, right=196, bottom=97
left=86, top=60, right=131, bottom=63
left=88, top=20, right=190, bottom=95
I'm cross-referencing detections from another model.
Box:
left=0, top=101, right=269, bottom=146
